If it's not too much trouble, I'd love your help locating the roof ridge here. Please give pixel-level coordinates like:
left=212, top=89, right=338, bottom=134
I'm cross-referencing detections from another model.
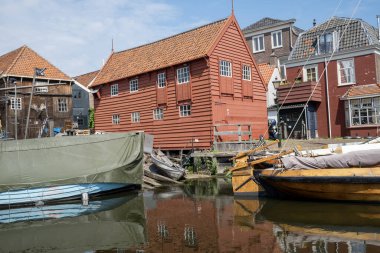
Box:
left=114, top=17, right=228, bottom=55
left=4, top=45, right=26, bottom=75
left=74, top=69, right=99, bottom=79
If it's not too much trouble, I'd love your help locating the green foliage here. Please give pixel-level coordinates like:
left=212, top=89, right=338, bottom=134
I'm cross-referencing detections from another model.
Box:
left=191, top=156, right=218, bottom=175
left=88, top=108, right=95, bottom=129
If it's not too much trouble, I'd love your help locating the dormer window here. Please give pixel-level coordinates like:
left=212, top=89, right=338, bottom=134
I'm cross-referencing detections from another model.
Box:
left=271, top=30, right=282, bottom=48
left=252, top=34, right=265, bottom=53
left=318, top=31, right=339, bottom=54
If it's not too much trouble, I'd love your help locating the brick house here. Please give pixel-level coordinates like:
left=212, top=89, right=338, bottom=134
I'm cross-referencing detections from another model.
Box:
left=280, top=17, right=380, bottom=139
left=0, top=45, right=72, bottom=139
left=89, top=14, right=267, bottom=150
left=242, top=17, right=303, bottom=76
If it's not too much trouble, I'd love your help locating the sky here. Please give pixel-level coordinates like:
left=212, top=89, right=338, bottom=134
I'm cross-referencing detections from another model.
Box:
left=0, top=0, right=378, bottom=77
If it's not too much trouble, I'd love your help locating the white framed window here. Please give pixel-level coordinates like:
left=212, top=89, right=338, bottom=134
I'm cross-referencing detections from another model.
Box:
left=129, top=79, right=138, bottom=92
left=303, top=65, right=318, bottom=82
left=112, top=114, right=120, bottom=125
left=58, top=98, right=68, bottom=112
left=10, top=97, right=22, bottom=110
left=347, top=97, right=380, bottom=126
left=271, top=30, right=282, bottom=48
left=153, top=108, right=164, bottom=120
left=252, top=34, right=265, bottom=53
left=318, top=31, right=339, bottom=54
left=157, top=72, right=166, bottom=88
left=338, top=59, right=355, bottom=86
left=179, top=104, right=191, bottom=117
left=111, top=84, right=118, bottom=96
left=220, top=60, right=232, bottom=77
left=131, top=112, right=140, bottom=123
left=34, top=86, right=48, bottom=93
left=242, top=65, right=251, bottom=81
left=177, top=66, right=190, bottom=84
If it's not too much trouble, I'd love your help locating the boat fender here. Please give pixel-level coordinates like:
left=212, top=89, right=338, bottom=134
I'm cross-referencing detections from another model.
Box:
left=82, top=192, right=89, bottom=206
left=35, top=200, right=44, bottom=207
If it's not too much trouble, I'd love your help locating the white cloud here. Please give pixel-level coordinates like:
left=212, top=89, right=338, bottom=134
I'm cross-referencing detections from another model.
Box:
left=0, top=0, right=210, bottom=76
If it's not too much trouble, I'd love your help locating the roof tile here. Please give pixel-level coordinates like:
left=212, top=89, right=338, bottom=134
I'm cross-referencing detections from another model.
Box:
left=91, top=18, right=228, bottom=86
left=257, top=63, right=275, bottom=85
left=0, top=45, right=71, bottom=81
left=342, top=84, right=380, bottom=98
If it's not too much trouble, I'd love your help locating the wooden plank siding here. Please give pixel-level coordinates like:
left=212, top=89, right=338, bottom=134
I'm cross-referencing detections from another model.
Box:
left=94, top=58, right=213, bottom=150
left=209, top=20, right=267, bottom=140
left=93, top=15, right=268, bottom=150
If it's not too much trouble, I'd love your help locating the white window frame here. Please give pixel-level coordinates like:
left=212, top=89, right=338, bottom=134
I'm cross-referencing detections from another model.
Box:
left=179, top=104, right=191, bottom=117
left=252, top=34, right=265, bottom=53
left=153, top=108, right=164, bottom=120
left=34, top=86, right=48, bottom=93
left=347, top=97, right=380, bottom=126
left=10, top=97, right=22, bottom=110
left=157, top=72, right=166, bottom=88
left=242, top=65, right=251, bottom=81
left=131, top=112, right=140, bottom=123
left=317, top=31, right=339, bottom=55
left=337, top=59, right=356, bottom=86
left=129, top=79, right=138, bottom=93
left=271, top=30, right=283, bottom=49
left=57, top=98, right=68, bottom=112
left=110, top=84, right=118, bottom=96
left=112, top=114, right=120, bottom=125
left=176, top=66, right=190, bottom=84
left=303, top=65, right=318, bottom=82
left=220, top=60, right=232, bottom=77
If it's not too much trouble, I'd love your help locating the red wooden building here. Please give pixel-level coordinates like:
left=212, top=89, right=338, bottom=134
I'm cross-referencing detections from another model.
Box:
left=90, top=14, right=267, bottom=150
left=279, top=17, right=380, bottom=139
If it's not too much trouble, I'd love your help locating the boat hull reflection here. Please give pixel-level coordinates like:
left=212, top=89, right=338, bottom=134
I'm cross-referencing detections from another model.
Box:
left=0, top=192, right=147, bottom=252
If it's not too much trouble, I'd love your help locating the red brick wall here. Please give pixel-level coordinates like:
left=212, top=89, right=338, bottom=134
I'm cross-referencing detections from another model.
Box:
left=286, top=53, right=378, bottom=138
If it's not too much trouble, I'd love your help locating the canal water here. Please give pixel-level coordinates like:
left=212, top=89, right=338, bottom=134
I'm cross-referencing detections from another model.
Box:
left=1, top=178, right=380, bottom=252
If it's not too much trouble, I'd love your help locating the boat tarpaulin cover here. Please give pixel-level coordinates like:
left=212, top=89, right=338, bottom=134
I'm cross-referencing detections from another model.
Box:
left=0, top=132, right=144, bottom=191
left=281, top=149, right=380, bottom=170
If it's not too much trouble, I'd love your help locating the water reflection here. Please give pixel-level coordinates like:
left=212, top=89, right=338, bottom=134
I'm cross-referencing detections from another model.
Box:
left=0, top=192, right=147, bottom=252
left=2, top=178, right=380, bottom=252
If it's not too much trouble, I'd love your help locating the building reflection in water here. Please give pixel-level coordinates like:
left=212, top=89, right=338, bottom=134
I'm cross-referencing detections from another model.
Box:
left=2, top=178, right=380, bottom=252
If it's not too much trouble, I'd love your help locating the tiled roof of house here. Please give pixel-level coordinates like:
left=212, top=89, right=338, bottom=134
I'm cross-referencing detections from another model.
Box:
left=74, top=70, right=99, bottom=87
left=91, top=18, right=228, bottom=87
left=289, top=17, right=380, bottom=61
left=342, top=84, right=380, bottom=99
left=0, top=45, right=71, bottom=81
left=242, top=17, right=303, bottom=34
left=257, top=63, right=275, bottom=85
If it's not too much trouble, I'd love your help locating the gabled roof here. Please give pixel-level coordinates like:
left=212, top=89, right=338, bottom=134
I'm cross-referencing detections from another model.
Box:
left=91, top=18, right=229, bottom=87
left=242, top=17, right=302, bottom=34
left=74, top=70, right=99, bottom=87
left=257, top=63, right=275, bottom=85
left=0, top=45, right=71, bottom=81
left=341, top=84, right=380, bottom=99
left=289, top=17, right=380, bottom=61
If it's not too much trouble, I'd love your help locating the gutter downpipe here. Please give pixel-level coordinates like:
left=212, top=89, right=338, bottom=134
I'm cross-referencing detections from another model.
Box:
left=325, top=57, right=332, bottom=139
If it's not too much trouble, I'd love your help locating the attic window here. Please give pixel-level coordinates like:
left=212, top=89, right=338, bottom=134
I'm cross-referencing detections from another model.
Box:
left=177, top=66, right=190, bottom=84
left=318, top=31, right=339, bottom=54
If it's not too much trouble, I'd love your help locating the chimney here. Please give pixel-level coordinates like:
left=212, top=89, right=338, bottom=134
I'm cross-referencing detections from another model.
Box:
left=313, top=19, right=317, bottom=27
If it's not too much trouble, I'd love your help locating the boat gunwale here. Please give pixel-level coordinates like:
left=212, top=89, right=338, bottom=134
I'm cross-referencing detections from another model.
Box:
left=258, top=175, right=380, bottom=184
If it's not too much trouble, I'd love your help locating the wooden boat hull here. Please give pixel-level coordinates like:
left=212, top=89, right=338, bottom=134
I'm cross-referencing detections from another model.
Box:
left=257, top=167, right=380, bottom=202
left=151, top=154, right=185, bottom=180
